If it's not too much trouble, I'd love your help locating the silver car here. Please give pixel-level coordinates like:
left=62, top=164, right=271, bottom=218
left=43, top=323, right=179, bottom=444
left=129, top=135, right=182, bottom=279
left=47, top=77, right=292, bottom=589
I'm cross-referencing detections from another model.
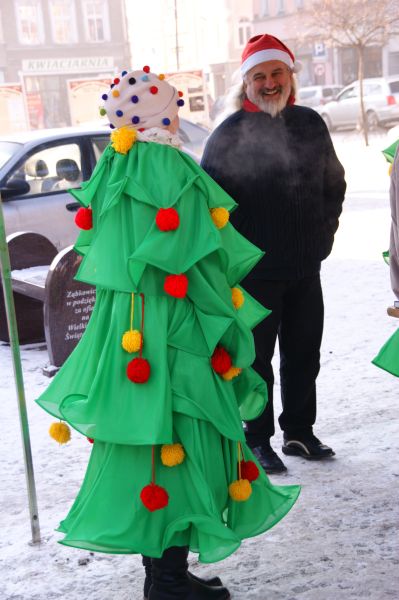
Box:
left=318, top=76, right=399, bottom=130
left=0, top=119, right=209, bottom=250
left=297, top=85, right=342, bottom=108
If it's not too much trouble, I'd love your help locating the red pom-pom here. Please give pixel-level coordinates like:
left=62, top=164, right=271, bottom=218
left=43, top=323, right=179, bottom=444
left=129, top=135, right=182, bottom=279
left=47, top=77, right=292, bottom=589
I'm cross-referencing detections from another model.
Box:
left=178, top=91, right=184, bottom=97
left=75, top=207, right=93, bottom=230
left=127, top=357, right=151, bottom=383
left=164, top=274, right=188, bottom=298
left=87, top=437, right=94, bottom=444
left=150, top=86, right=158, bottom=94
left=211, top=346, right=232, bottom=375
left=240, top=460, right=259, bottom=482
left=140, top=482, right=169, bottom=511
left=143, top=65, right=150, bottom=73
left=156, top=208, right=180, bottom=231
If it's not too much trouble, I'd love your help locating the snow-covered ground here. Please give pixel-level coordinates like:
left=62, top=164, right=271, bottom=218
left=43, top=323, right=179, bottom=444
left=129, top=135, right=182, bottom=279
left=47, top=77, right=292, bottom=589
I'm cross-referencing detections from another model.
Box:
left=1, top=131, right=398, bottom=600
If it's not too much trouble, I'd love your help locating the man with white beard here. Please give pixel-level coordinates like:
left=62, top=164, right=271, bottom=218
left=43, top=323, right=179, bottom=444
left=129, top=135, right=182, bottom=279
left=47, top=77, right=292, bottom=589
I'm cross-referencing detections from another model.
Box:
left=202, top=34, right=346, bottom=474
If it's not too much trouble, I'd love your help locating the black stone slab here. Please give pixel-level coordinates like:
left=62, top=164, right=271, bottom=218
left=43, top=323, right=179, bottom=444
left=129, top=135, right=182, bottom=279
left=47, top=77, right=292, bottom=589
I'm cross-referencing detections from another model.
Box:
left=44, top=246, right=95, bottom=368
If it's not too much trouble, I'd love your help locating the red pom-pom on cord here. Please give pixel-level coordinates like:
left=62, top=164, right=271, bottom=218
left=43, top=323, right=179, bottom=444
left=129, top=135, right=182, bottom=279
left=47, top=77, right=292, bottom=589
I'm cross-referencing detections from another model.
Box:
left=75, top=207, right=93, bottom=230
left=164, top=274, right=188, bottom=298
left=211, top=346, right=232, bottom=375
left=240, top=460, right=259, bottom=482
left=140, top=482, right=169, bottom=512
left=156, top=208, right=180, bottom=231
left=87, top=437, right=94, bottom=444
left=127, top=357, right=151, bottom=383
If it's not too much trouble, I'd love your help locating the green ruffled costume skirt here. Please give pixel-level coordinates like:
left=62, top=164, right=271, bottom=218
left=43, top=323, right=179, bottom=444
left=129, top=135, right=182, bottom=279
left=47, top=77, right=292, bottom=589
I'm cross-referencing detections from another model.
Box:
left=372, top=328, right=399, bottom=377
left=36, top=140, right=300, bottom=562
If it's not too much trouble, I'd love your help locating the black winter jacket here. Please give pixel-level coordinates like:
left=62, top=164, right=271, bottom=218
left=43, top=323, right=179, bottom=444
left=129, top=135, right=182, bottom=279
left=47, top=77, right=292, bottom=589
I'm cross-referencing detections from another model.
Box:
left=201, top=105, right=346, bottom=280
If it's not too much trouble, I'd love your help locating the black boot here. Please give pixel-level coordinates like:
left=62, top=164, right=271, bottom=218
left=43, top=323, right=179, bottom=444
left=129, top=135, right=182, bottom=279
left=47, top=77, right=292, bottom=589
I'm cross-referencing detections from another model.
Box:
left=142, top=555, right=223, bottom=600
left=148, top=546, right=230, bottom=600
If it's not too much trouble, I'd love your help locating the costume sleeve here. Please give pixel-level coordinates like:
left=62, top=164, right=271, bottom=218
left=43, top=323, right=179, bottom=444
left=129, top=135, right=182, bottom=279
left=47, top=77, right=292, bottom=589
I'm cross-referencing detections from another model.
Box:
left=322, top=124, right=346, bottom=239
left=389, top=146, right=399, bottom=299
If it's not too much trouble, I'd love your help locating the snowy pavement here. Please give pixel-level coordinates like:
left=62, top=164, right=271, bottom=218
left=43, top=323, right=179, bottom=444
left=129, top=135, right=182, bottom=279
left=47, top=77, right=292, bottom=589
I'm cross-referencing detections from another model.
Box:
left=1, top=131, right=398, bottom=600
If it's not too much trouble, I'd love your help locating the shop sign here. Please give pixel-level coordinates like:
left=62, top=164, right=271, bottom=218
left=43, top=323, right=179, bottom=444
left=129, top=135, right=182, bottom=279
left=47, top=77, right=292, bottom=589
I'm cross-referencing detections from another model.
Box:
left=22, top=57, right=114, bottom=74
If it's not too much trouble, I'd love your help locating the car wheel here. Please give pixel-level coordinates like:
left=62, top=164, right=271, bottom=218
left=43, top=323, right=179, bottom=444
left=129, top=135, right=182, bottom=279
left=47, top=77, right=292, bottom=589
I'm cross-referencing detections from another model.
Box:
left=321, top=114, right=334, bottom=132
left=366, top=110, right=379, bottom=130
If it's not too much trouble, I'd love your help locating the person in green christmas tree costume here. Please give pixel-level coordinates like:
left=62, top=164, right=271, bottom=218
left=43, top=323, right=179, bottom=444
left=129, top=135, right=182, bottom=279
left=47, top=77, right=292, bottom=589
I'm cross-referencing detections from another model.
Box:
left=36, top=67, right=300, bottom=600
left=372, top=141, right=399, bottom=376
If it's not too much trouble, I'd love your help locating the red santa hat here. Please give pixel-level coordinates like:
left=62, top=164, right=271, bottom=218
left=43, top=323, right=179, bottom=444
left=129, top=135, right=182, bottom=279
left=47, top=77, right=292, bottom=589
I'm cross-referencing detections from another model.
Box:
left=241, top=34, right=302, bottom=77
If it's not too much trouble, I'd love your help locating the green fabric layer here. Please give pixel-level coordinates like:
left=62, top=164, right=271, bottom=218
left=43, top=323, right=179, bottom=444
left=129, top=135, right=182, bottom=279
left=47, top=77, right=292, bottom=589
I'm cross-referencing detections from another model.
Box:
left=57, top=414, right=299, bottom=562
left=36, top=139, right=299, bottom=561
left=372, top=328, right=399, bottom=377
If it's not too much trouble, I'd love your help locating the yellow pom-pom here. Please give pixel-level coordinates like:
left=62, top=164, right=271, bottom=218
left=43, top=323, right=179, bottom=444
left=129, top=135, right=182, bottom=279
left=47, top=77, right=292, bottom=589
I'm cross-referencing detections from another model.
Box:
left=389, top=164, right=393, bottom=176
left=158, top=73, right=165, bottom=80
left=229, top=478, right=252, bottom=501
left=112, top=89, right=120, bottom=98
left=231, top=287, right=245, bottom=309
left=161, top=443, right=185, bottom=467
left=49, top=421, right=71, bottom=444
left=111, top=126, right=137, bottom=154
left=210, top=207, right=229, bottom=229
left=122, top=329, right=142, bottom=353
left=222, top=366, right=242, bottom=381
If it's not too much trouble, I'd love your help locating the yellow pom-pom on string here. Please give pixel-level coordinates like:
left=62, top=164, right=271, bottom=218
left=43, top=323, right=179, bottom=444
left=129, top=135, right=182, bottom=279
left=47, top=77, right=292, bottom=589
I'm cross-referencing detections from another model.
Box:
left=222, top=366, right=242, bottom=381
left=49, top=421, right=71, bottom=444
left=231, top=287, right=245, bottom=309
left=122, top=329, right=142, bottom=353
left=161, top=443, right=186, bottom=467
left=229, top=478, right=252, bottom=502
left=389, top=163, right=393, bottom=176
left=210, top=207, right=229, bottom=229
left=111, top=126, right=137, bottom=154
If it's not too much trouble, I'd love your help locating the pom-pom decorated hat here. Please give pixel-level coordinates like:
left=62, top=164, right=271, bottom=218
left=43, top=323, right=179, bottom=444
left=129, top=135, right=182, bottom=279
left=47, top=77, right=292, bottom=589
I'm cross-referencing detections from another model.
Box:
left=101, top=67, right=183, bottom=130
left=241, top=34, right=302, bottom=76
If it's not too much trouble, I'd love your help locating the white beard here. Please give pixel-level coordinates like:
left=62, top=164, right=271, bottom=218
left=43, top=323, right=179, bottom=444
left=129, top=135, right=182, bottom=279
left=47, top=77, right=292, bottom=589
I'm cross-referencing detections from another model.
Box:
left=253, top=85, right=291, bottom=117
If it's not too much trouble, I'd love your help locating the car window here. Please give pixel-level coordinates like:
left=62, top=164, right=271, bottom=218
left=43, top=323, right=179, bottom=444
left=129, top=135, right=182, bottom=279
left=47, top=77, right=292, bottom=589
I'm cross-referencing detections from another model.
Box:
left=299, top=89, right=318, bottom=99
left=5, top=142, right=82, bottom=197
left=322, top=88, right=333, bottom=97
left=364, top=83, right=383, bottom=95
left=338, top=87, right=357, bottom=101
left=389, top=81, right=399, bottom=94
left=91, top=135, right=110, bottom=161
left=0, top=142, right=21, bottom=170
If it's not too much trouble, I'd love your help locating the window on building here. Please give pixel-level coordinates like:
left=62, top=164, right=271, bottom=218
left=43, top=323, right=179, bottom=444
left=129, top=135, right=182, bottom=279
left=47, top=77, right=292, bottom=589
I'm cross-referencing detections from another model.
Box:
left=277, top=0, right=285, bottom=14
left=15, top=0, right=45, bottom=45
left=260, top=0, right=269, bottom=16
left=0, top=9, right=4, bottom=42
left=82, top=0, right=110, bottom=43
left=238, top=20, right=252, bottom=47
left=49, top=0, right=77, bottom=43
left=295, top=0, right=304, bottom=9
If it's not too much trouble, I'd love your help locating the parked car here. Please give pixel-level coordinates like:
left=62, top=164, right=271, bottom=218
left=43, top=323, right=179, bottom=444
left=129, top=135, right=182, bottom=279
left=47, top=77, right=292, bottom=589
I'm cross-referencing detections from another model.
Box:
left=297, top=85, right=343, bottom=108
left=317, top=76, right=399, bottom=131
left=0, top=119, right=209, bottom=249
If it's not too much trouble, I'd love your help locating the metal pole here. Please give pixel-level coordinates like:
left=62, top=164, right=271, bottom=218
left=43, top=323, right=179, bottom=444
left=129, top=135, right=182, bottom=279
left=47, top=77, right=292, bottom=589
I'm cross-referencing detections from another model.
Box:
left=0, top=192, right=41, bottom=544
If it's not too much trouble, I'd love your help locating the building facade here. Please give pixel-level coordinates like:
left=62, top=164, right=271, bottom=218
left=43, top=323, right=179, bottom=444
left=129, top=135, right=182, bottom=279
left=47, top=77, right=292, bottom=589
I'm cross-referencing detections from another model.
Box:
left=0, top=0, right=130, bottom=131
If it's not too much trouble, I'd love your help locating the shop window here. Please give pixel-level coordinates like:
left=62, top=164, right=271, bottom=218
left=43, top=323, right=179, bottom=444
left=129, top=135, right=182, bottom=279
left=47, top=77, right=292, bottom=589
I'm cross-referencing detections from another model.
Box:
left=15, top=0, right=45, bottom=45
left=82, top=0, right=110, bottom=43
left=49, top=0, right=77, bottom=44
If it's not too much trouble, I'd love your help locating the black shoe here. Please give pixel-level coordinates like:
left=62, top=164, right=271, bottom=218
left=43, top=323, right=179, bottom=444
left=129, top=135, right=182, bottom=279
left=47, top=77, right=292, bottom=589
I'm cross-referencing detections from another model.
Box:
left=143, top=555, right=223, bottom=600
left=282, top=433, right=335, bottom=460
left=148, top=546, right=230, bottom=600
left=251, top=444, right=287, bottom=474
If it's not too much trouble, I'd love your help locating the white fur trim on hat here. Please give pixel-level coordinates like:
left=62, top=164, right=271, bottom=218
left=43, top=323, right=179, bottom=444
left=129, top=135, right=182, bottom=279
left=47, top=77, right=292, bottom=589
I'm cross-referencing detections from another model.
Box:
left=241, top=49, right=298, bottom=76
left=101, top=69, right=181, bottom=130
